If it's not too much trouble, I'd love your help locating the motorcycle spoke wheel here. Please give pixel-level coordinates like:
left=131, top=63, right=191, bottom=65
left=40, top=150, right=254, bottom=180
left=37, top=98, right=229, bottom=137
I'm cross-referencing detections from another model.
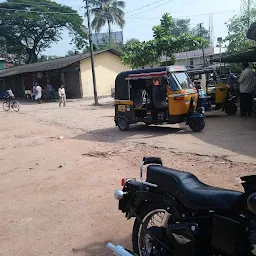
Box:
left=138, top=209, right=167, bottom=256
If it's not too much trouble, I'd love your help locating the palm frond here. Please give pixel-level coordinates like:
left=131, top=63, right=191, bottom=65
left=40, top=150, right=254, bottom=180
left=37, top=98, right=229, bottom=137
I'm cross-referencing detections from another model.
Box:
left=89, top=0, right=125, bottom=32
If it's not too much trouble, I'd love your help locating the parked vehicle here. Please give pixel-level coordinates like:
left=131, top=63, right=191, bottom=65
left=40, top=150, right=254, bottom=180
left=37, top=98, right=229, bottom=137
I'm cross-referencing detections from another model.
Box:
left=114, top=66, right=205, bottom=132
left=112, top=156, right=256, bottom=256
left=188, top=67, right=238, bottom=115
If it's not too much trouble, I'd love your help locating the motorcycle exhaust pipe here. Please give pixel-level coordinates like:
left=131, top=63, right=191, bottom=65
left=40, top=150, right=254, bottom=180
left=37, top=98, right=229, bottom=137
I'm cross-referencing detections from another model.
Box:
left=107, top=243, right=135, bottom=256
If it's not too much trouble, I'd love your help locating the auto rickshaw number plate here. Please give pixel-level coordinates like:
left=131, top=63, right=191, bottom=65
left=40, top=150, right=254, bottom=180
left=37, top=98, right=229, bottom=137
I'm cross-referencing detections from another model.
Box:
left=118, top=105, right=126, bottom=112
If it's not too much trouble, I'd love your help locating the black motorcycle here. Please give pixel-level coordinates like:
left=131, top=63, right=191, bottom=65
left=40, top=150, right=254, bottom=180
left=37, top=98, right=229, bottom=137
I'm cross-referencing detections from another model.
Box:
left=111, top=157, right=256, bottom=256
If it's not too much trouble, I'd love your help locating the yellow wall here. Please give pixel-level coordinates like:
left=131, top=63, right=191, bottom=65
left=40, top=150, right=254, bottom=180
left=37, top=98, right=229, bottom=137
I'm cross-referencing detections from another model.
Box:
left=80, top=51, right=130, bottom=98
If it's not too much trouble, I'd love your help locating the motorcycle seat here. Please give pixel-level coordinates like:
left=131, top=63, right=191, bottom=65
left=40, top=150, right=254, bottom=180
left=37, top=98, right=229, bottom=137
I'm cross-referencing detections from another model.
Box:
left=146, top=165, right=243, bottom=210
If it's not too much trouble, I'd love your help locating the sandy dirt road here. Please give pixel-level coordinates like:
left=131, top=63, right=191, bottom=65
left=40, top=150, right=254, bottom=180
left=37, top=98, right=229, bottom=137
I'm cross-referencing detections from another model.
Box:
left=0, top=99, right=256, bottom=256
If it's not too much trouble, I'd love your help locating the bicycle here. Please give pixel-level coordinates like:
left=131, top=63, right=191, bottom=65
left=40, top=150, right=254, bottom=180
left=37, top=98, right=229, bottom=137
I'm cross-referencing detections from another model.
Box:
left=2, top=98, right=20, bottom=112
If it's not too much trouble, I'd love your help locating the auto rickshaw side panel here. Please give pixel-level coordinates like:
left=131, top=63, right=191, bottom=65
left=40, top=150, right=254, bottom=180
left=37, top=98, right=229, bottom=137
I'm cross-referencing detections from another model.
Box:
left=168, top=89, right=198, bottom=116
left=215, top=83, right=229, bottom=104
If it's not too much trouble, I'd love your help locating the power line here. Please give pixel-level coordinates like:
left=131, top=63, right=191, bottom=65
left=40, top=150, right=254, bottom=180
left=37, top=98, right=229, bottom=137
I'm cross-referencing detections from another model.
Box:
left=126, top=0, right=168, bottom=14
left=125, top=9, right=239, bottom=20
left=0, top=4, right=239, bottom=20
left=126, top=0, right=173, bottom=17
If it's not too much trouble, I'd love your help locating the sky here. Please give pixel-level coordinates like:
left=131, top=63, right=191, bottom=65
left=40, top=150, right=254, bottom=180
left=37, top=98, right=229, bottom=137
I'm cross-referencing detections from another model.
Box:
left=44, top=0, right=242, bottom=56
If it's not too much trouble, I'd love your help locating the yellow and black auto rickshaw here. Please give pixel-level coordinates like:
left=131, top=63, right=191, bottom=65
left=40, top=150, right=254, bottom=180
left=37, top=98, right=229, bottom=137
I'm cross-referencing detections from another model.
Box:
left=114, top=66, right=205, bottom=132
left=188, top=67, right=237, bottom=115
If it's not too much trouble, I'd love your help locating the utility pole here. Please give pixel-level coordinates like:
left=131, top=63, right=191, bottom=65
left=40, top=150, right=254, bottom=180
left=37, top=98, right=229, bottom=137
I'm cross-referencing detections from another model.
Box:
left=217, top=37, right=223, bottom=74
left=199, top=23, right=206, bottom=67
left=209, top=14, right=214, bottom=48
left=85, top=0, right=99, bottom=105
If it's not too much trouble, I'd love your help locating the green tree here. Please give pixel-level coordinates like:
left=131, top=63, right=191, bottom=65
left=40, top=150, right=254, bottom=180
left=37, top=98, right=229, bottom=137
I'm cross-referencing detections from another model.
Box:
left=66, top=50, right=81, bottom=56
left=172, top=18, right=190, bottom=37
left=89, top=0, right=125, bottom=46
left=122, top=39, right=158, bottom=69
left=38, top=55, right=58, bottom=62
left=0, top=0, right=86, bottom=64
left=122, top=14, right=205, bottom=69
left=191, top=23, right=209, bottom=40
left=153, top=14, right=206, bottom=65
left=225, top=8, right=256, bottom=53
left=153, top=14, right=190, bottom=38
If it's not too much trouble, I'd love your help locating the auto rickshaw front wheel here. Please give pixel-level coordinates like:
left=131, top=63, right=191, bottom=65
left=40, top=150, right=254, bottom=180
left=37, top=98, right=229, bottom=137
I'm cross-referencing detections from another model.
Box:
left=188, top=118, right=205, bottom=132
left=117, top=117, right=129, bottom=131
left=224, top=102, right=237, bottom=115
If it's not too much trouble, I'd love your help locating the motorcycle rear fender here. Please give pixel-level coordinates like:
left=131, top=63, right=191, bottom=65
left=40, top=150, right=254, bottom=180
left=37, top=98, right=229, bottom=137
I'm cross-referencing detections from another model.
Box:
left=125, top=190, right=177, bottom=219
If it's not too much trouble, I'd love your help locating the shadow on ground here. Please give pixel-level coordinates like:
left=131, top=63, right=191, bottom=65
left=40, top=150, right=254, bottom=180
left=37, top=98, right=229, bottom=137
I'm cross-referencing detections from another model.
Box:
left=74, top=111, right=256, bottom=160
left=74, top=125, right=183, bottom=143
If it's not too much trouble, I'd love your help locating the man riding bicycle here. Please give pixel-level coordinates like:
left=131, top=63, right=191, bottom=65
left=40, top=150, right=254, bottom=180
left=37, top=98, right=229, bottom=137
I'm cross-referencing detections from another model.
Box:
left=5, top=88, right=15, bottom=104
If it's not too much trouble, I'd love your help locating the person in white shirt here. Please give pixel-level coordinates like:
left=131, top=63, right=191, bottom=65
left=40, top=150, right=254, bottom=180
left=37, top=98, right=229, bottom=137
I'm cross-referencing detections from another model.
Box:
left=5, top=88, right=15, bottom=105
left=35, top=84, right=42, bottom=103
left=58, top=85, right=66, bottom=107
left=238, top=62, right=255, bottom=116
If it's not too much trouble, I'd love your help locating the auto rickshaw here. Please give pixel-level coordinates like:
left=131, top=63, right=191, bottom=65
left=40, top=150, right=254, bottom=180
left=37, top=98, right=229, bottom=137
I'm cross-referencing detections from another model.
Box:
left=114, top=66, right=205, bottom=132
left=188, top=67, right=237, bottom=115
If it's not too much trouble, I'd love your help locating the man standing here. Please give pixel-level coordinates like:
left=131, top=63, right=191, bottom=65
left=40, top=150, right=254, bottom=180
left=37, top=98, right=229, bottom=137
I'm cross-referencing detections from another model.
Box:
left=58, top=85, right=66, bottom=107
left=35, top=83, right=42, bottom=103
left=238, top=62, right=255, bottom=117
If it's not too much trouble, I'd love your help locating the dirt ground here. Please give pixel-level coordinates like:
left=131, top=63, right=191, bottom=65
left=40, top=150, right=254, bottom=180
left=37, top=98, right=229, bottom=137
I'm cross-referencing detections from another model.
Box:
left=0, top=98, right=256, bottom=256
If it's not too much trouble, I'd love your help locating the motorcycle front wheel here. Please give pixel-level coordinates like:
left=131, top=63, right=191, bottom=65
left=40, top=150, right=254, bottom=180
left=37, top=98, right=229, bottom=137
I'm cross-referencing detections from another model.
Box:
left=132, top=206, right=172, bottom=256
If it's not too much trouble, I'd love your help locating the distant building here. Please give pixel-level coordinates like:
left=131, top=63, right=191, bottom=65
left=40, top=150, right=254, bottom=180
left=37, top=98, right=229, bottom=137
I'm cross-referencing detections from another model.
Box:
left=137, top=47, right=227, bottom=70
left=174, top=47, right=227, bottom=67
left=0, top=49, right=130, bottom=99
left=92, top=31, right=123, bottom=47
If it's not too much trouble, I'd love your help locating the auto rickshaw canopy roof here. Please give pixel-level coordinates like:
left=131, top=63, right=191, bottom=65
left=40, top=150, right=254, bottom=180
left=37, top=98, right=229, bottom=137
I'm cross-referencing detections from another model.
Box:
left=187, top=67, right=218, bottom=75
left=213, top=48, right=256, bottom=63
left=115, top=67, right=167, bottom=100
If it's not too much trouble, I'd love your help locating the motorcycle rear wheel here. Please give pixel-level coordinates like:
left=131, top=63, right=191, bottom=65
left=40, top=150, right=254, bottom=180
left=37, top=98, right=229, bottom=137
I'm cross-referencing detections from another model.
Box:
left=132, top=206, right=171, bottom=256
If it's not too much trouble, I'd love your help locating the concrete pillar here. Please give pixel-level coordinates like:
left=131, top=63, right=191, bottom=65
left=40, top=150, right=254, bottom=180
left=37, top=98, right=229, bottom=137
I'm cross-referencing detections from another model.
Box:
left=79, top=69, right=83, bottom=98
left=61, top=72, right=65, bottom=86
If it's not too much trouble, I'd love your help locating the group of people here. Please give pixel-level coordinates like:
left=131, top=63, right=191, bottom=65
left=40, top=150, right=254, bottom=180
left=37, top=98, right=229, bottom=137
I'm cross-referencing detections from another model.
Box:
left=30, top=82, right=66, bottom=107
left=3, top=83, right=67, bottom=107
left=228, top=62, right=255, bottom=117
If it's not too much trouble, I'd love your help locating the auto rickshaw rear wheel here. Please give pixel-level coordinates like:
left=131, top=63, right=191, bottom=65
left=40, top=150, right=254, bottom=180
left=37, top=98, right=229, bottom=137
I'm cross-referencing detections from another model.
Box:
left=253, top=101, right=256, bottom=116
left=224, top=102, right=237, bottom=115
left=188, top=118, right=205, bottom=132
left=117, top=117, right=129, bottom=131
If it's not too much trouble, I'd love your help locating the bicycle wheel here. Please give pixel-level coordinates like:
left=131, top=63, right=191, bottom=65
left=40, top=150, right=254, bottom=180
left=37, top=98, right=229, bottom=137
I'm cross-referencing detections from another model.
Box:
left=3, top=101, right=10, bottom=111
left=12, top=101, right=20, bottom=112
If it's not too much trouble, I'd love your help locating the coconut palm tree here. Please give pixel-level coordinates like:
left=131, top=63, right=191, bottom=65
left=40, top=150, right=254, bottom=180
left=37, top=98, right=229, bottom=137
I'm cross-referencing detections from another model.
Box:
left=90, top=0, right=126, bottom=46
